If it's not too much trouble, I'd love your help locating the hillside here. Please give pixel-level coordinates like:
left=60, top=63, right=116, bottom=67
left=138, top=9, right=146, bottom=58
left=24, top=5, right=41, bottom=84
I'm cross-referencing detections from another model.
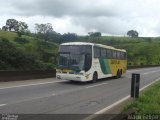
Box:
left=0, top=30, right=58, bottom=70
left=0, top=30, right=160, bottom=71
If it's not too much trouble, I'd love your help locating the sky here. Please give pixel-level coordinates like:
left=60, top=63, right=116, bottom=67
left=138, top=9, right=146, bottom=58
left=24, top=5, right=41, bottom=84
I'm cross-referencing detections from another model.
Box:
left=0, top=0, right=160, bottom=37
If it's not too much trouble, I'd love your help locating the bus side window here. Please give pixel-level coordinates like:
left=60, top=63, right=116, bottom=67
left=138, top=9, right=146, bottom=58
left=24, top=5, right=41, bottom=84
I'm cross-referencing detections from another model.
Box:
left=106, top=49, right=111, bottom=59
left=110, top=50, right=113, bottom=59
left=121, top=52, right=127, bottom=59
left=113, top=51, right=116, bottom=59
left=121, top=52, right=124, bottom=59
left=101, top=48, right=106, bottom=58
left=85, top=45, right=92, bottom=54
left=117, top=51, right=120, bottom=59
left=124, top=52, right=127, bottom=59
left=94, top=47, right=101, bottom=58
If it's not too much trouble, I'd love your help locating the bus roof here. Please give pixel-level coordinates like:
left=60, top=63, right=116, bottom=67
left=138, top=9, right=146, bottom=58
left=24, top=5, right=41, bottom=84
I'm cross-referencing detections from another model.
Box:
left=61, top=42, right=94, bottom=46
left=61, top=42, right=126, bottom=52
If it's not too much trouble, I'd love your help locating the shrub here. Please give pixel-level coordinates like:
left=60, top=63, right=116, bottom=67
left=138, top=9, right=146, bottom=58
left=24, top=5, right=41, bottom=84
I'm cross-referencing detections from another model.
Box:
left=14, top=37, right=29, bottom=44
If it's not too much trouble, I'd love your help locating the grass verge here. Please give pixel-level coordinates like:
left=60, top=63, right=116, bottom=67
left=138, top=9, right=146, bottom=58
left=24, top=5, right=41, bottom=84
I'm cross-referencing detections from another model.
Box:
left=123, top=80, right=160, bottom=114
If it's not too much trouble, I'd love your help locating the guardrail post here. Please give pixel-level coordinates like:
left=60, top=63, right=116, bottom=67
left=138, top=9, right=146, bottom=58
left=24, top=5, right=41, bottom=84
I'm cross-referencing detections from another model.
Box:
left=131, top=73, right=140, bottom=98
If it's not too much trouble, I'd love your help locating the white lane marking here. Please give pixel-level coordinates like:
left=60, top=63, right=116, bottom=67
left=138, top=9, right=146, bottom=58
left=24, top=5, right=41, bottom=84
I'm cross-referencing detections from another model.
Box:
left=83, top=97, right=130, bottom=120
left=127, top=70, right=141, bottom=73
left=127, top=68, right=160, bottom=73
left=85, top=83, right=108, bottom=89
left=0, top=104, right=6, bottom=107
left=127, top=70, right=160, bottom=77
left=0, top=80, right=67, bottom=90
left=140, top=77, right=160, bottom=91
left=10, top=94, right=57, bottom=104
left=142, top=70, right=160, bottom=75
left=127, top=68, right=153, bottom=73
left=84, top=77, right=160, bottom=120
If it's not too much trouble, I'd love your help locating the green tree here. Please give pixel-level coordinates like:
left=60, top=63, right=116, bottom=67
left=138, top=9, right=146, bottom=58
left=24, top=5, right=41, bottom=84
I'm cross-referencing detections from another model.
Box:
left=6, top=19, right=19, bottom=31
left=60, top=33, right=77, bottom=43
left=2, top=26, right=8, bottom=31
left=35, top=23, right=53, bottom=34
left=17, top=21, right=28, bottom=37
left=127, top=30, right=138, bottom=37
left=35, top=23, right=53, bottom=41
left=88, top=32, right=101, bottom=37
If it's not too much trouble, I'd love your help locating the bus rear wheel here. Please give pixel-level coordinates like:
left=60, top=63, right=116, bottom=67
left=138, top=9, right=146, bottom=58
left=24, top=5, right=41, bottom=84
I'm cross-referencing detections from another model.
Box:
left=92, top=72, right=98, bottom=83
left=116, top=70, right=121, bottom=79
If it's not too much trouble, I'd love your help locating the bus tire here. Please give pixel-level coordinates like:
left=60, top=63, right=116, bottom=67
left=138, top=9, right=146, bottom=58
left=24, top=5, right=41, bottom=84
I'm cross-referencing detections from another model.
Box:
left=116, top=70, right=121, bottom=79
left=92, top=72, right=98, bottom=83
left=120, top=69, right=122, bottom=78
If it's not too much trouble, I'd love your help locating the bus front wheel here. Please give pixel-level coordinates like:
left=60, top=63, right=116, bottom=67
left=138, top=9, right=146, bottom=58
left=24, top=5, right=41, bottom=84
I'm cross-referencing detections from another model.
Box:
left=92, top=72, right=98, bottom=83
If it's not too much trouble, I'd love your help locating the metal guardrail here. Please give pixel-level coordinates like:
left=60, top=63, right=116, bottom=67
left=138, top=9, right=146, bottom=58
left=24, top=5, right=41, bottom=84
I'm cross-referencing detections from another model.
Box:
left=0, top=70, right=56, bottom=82
left=0, top=65, right=160, bottom=82
left=127, top=65, right=160, bottom=69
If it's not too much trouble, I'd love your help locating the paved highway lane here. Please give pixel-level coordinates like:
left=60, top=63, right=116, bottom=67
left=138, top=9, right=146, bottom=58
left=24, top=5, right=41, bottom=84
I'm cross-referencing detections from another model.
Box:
left=0, top=67, right=160, bottom=119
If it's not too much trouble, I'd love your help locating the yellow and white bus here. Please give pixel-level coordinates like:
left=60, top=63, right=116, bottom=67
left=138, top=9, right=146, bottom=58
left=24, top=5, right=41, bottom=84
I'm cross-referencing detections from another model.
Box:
left=56, top=42, right=127, bottom=82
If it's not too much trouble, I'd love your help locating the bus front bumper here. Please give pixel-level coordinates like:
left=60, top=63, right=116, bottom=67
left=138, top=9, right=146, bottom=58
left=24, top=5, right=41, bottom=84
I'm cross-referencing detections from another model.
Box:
left=56, top=73, right=87, bottom=82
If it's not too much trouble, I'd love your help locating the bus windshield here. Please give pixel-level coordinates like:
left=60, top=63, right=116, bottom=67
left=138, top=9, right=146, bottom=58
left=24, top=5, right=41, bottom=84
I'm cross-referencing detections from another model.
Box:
left=58, top=53, right=85, bottom=71
left=58, top=45, right=92, bottom=71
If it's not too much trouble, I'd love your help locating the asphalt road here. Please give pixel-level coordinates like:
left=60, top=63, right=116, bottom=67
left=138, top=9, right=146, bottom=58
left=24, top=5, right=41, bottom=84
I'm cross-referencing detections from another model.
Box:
left=0, top=67, right=160, bottom=120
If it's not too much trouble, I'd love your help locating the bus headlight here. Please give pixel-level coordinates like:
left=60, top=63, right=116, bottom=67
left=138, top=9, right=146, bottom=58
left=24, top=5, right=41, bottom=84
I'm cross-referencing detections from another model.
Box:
left=57, top=75, right=61, bottom=79
left=77, top=71, right=85, bottom=75
left=78, top=73, right=84, bottom=75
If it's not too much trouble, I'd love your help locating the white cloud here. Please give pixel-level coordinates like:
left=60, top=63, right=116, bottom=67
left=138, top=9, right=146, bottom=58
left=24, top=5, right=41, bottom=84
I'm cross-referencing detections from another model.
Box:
left=0, top=0, right=160, bottom=36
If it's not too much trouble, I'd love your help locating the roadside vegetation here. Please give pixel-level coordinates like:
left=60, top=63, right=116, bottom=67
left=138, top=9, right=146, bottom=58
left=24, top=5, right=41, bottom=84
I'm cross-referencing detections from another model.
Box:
left=0, top=31, right=58, bottom=70
left=123, top=80, right=160, bottom=114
